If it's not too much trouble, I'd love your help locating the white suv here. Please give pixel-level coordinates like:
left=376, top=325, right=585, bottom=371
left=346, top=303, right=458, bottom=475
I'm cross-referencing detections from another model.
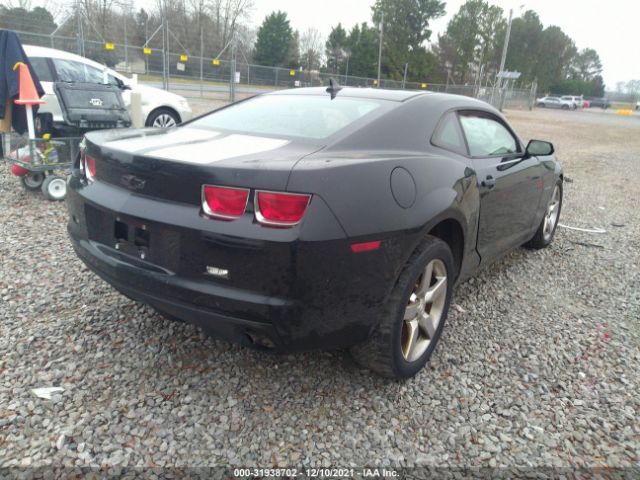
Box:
left=561, top=95, right=583, bottom=109
left=25, top=45, right=193, bottom=130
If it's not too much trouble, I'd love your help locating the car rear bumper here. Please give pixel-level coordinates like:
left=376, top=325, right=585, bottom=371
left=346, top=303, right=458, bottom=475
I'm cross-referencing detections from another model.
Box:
left=70, top=234, right=282, bottom=348
left=66, top=175, right=411, bottom=351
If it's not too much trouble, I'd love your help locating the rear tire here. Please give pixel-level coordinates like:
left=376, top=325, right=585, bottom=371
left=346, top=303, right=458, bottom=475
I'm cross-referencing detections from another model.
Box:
left=350, top=236, right=454, bottom=379
left=525, top=180, right=562, bottom=249
left=20, top=171, right=45, bottom=191
left=42, top=175, right=67, bottom=201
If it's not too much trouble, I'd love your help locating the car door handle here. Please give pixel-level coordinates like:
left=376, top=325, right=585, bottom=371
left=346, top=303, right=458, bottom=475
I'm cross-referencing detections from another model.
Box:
left=481, top=175, right=496, bottom=189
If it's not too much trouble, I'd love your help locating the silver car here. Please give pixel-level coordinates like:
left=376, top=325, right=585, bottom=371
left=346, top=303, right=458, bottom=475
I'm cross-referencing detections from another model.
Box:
left=536, top=96, right=574, bottom=110
left=25, top=45, right=193, bottom=130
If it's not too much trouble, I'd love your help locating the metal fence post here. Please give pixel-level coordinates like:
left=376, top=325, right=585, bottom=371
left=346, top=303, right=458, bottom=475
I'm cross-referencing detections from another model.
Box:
left=199, top=26, right=204, bottom=98
left=229, top=41, right=236, bottom=103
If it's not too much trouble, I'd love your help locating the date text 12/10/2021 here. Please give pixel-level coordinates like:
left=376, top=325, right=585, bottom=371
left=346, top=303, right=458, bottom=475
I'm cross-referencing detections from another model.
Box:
left=233, top=468, right=400, bottom=478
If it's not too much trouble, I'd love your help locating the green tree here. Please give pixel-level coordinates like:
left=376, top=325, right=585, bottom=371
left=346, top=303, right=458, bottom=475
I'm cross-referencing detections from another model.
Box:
left=325, top=23, right=348, bottom=73
left=0, top=5, right=57, bottom=34
left=286, top=30, right=300, bottom=69
left=504, top=10, right=544, bottom=85
left=570, top=48, right=603, bottom=81
left=591, top=75, right=605, bottom=97
left=346, top=23, right=379, bottom=78
left=253, top=11, right=294, bottom=67
left=535, top=25, right=576, bottom=91
left=372, top=0, right=446, bottom=80
left=436, top=0, right=506, bottom=84
left=135, top=8, right=149, bottom=46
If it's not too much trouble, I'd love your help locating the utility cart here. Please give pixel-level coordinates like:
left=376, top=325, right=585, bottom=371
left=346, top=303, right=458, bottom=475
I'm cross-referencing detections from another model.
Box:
left=2, top=133, right=81, bottom=200
left=3, top=81, right=131, bottom=200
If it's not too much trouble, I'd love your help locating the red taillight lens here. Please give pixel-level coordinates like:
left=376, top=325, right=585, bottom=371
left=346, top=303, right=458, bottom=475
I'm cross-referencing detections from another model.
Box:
left=85, top=155, right=97, bottom=181
left=255, top=191, right=311, bottom=226
left=202, top=185, right=249, bottom=219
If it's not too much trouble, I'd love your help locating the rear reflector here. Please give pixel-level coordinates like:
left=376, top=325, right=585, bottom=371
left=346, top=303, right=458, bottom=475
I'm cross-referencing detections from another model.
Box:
left=255, top=191, right=311, bottom=226
left=202, top=185, right=249, bottom=219
left=350, top=240, right=381, bottom=253
left=85, top=155, right=97, bottom=181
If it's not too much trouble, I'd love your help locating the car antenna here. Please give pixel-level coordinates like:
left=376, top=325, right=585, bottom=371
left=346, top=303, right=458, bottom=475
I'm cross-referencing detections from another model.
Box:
left=326, top=78, right=342, bottom=100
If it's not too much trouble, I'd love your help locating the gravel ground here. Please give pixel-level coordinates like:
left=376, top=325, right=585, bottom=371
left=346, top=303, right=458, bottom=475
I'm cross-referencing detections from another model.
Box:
left=1, top=108, right=639, bottom=472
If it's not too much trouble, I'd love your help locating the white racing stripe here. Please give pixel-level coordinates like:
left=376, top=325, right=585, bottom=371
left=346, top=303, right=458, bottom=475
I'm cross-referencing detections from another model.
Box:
left=148, top=134, right=290, bottom=164
left=105, top=128, right=219, bottom=153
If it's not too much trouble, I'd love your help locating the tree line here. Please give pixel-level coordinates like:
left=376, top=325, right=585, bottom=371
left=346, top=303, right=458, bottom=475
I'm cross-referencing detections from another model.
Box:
left=0, top=0, right=616, bottom=96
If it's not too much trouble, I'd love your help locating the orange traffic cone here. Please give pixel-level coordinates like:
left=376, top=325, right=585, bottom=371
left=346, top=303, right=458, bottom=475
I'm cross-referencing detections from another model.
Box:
left=13, top=62, right=44, bottom=105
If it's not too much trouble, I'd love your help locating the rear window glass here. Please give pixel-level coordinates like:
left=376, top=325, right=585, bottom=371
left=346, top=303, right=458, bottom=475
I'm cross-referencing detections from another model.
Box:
left=29, top=57, right=53, bottom=82
left=190, top=95, right=387, bottom=140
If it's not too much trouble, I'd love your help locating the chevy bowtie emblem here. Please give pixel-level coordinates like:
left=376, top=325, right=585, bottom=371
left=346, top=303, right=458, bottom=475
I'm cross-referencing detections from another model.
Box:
left=121, top=174, right=146, bottom=190
left=89, top=98, right=103, bottom=106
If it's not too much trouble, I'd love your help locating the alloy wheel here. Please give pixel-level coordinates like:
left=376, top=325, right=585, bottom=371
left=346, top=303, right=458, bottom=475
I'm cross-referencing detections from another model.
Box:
left=543, top=185, right=561, bottom=241
left=152, top=113, right=177, bottom=128
left=401, top=258, right=448, bottom=362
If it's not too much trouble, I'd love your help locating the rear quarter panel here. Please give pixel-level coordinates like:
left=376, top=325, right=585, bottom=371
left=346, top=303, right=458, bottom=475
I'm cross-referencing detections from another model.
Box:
left=287, top=150, right=480, bottom=281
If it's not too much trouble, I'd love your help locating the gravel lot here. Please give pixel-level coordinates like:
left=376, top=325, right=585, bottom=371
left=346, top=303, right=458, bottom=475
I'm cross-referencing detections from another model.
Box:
left=1, top=107, right=639, bottom=471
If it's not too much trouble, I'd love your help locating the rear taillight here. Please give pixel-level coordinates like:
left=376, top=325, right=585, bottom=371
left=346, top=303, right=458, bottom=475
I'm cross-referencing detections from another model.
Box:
left=85, top=155, right=97, bottom=181
left=255, top=191, right=311, bottom=226
left=202, top=185, right=249, bottom=220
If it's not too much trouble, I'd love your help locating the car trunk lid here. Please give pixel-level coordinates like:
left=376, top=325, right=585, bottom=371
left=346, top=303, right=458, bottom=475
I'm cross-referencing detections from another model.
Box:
left=84, top=126, right=323, bottom=204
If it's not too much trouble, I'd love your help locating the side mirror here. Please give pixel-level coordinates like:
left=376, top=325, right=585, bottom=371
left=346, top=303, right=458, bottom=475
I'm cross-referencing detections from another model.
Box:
left=526, top=139, right=554, bottom=157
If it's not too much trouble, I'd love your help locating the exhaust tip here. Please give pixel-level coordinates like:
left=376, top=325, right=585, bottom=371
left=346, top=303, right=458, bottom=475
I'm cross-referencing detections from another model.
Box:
left=246, top=331, right=276, bottom=349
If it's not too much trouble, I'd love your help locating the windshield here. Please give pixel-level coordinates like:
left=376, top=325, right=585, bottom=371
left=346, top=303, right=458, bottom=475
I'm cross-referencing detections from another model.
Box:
left=190, top=94, right=388, bottom=140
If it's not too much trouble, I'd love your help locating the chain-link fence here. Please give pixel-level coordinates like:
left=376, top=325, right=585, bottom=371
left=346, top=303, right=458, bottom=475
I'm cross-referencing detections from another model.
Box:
left=15, top=30, right=537, bottom=110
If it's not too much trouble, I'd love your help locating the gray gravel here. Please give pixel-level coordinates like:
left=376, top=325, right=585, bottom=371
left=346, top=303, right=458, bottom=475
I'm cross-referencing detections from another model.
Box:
left=1, top=108, right=639, bottom=470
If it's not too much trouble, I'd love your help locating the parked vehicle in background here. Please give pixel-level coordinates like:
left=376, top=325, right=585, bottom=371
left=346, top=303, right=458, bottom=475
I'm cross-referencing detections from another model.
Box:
left=586, top=97, right=611, bottom=109
left=536, top=97, right=574, bottom=110
left=66, top=87, right=563, bottom=379
left=636, top=101, right=639, bottom=111
left=24, top=45, right=193, bottom=133
left=561, top=96, right=583, bottom=109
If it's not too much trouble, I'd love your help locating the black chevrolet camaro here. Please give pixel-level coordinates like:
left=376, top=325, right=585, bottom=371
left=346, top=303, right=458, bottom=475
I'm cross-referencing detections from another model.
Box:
left=66, top=86, right=563, bottom=378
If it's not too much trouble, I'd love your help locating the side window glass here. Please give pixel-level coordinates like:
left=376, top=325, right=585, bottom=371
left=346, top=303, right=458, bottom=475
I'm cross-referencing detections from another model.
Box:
left=459, top=114, right=518, bottom=157
left=432, top=112, right=467, bottom=155
left=53, top=59, right=86, bottom=82
left=85, top=65, right=106, bottom=84
left=29, top=57, right=54, bottom=82
left=107, top=74, right=121, bottom=87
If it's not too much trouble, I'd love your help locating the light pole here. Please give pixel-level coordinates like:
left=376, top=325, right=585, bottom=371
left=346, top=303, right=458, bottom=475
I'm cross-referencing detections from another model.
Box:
left=497, top=8, right=513, bottom=81
left=496, top=4, right=524, bottom=109
left=497, top=4, right=525, bottom=84
left=343, top=49, right=351, bottom=86
left=377, top=11, right=384, bottom=87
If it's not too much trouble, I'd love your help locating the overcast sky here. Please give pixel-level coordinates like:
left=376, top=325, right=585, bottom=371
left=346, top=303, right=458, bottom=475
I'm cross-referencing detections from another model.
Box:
left=249, top=0, right=639, bottom=87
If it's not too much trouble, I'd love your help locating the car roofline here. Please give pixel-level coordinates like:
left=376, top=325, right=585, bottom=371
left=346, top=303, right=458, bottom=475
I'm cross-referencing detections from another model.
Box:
left=23, top=44, right=128, bottom=83
left=268, top=86, right=430, bottom=103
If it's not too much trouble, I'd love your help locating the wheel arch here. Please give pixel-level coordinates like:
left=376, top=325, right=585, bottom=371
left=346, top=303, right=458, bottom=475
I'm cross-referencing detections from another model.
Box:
left=426, top=217, right=465, bottom=281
